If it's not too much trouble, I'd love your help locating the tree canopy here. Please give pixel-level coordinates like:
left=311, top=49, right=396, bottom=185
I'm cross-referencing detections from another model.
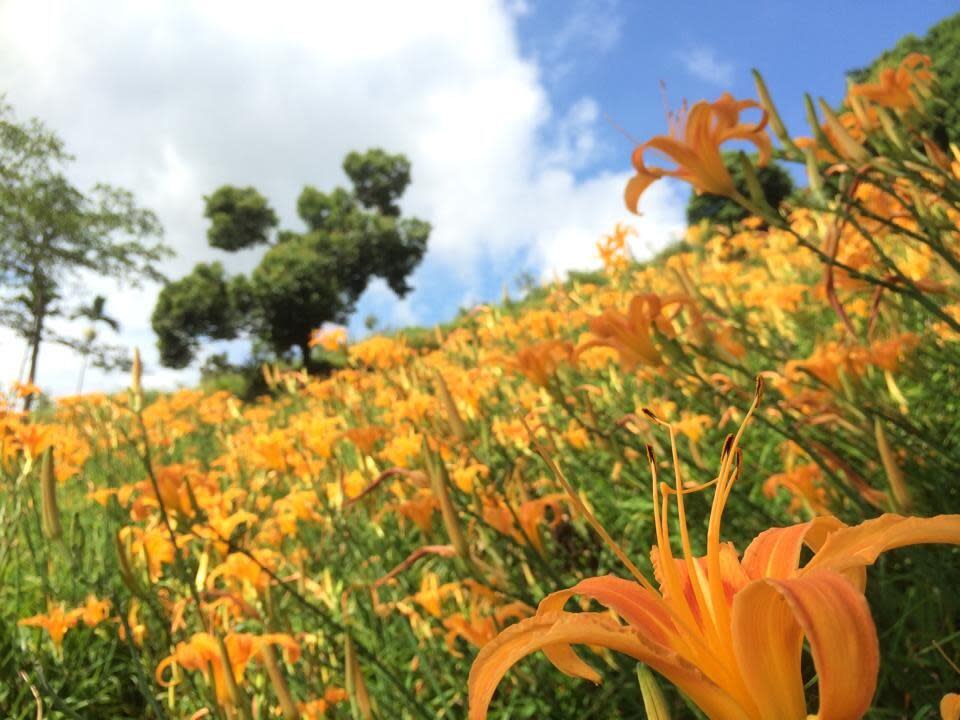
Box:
left=152, top=149, right=430, bottom=370
left=0, top=101, right=169, bottom=400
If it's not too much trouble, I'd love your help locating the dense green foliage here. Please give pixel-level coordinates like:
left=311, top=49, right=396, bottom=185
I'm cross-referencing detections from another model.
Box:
left=152, top=149, right=430, bottom=370
left=0, top=102, right=169, bottom=396
left=204, top=186, right=279, bottom=251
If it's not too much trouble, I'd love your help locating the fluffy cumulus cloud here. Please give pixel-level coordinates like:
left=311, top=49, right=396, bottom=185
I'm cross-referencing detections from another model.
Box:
left=0, top=0, right=684, bottom=396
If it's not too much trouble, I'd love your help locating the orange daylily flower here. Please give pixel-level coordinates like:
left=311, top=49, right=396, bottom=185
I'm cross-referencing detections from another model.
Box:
left=156, top=631, right=299, bottom=706
left=12, top=381, right=42, bottom=399
left=443, top=602, right=532, bottom=655
left=849, top=53, right=933, bottom=111
left=309, top=325, right=348, bottom=351
left=482, top=493, right=569, bottom=555
left=77, top=595, right=112, bottom=627
left=763, top=463, right=830, bottom=516
left=577, top=293, right=688, bottom=370
left=299, top=688, right=349, bottom=719
left=469, top=386, right=960, bottom=720
left=508, top=340, right=575, bottom=387
left=596, top=223, right=635, bottom=275
left=18, top=604, right=83, bottom=648
left=625, top=93, right=771, bottom=212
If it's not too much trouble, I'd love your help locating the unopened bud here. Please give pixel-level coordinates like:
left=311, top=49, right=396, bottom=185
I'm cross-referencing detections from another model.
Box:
left=874, top=418, right=912, bottom=512
left=804, top=94, right=833, bottom=150
left=115, top=531, right=146, bottom=597
left=752, top=69, right=799, bottom=155
left=434, top=370, right=468, bottom=442
left=345, top=633, right=374, bottom=720
left=260, top=643, right=298, bottom=720
left=130, top=348, right=143, bottom=411
left=819, top=98, right=870, bottom=163
left=40, top=448, right=62, bottom=540
left=875, top=106, right=906, bottom=151
left=737, top=151, right=779, bottom=223
left=424, top=445, right=470, bottom=559
left=637, top=665, right=671, bottom=720
left=803, top=147, right=825, bottom=202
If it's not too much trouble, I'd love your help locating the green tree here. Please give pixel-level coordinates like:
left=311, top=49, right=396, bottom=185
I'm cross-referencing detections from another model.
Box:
left=204, top=185, right=279, bottom=251
left=0, top=102, right=169, bottom=404
left=848, top=12, right=960, bottom=148
left=685, top=152, right=795, bottom=228
left=151, top=262, right=242, bottom=368
left=152, top=149, right=430, bottom=371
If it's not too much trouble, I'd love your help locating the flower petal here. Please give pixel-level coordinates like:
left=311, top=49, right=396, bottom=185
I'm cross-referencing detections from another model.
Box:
left=741, top=516, right=846, bottom=580
left=467, top=610, right=749, bottom=720
left=539, top=575, right=675, bottom=645
left=732, top=570, right=879, bottom=720
left=804, top=514, right=960, bottom=587
left=941, top=693, right=960, bottom=720
left=624, top=168, right=659, bottom=213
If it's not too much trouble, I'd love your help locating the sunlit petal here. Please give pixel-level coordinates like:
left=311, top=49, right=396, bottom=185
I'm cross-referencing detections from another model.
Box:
left=732, top=570, right=879, bottom=720
left=804, top=514, right=960, bottom=587
left=941, top=693, right=960, bottom=720
left=467, top=611, right=747, bottom=720
left=741, top=516, right=846, bottom=580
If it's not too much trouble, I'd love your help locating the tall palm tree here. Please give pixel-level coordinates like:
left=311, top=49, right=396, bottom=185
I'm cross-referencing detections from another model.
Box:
left=70, top=295, right=120, bottom=394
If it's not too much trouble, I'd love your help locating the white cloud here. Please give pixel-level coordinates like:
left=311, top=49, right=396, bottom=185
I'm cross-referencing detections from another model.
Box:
left=0, top=0, right=682, bottom=397
left=680, top=46, right=735, bottom=87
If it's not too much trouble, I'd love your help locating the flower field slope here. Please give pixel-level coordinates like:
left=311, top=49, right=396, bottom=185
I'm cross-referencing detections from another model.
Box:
left=4, top=54, right=960, bottom=719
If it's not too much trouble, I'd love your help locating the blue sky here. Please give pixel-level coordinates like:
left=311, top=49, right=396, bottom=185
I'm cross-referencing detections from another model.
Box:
left=522, top=1, right=956, bottom=168
left=1, top=1, right=957, bottom=394
left=351, top=1, right=959, bottom=334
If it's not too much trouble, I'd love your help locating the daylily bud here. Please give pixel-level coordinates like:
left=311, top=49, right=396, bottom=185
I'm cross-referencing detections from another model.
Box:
left=737, top=151, right=778, bottom=222
left=345, top=633, right=373, bottom=720
left=424, top=446, right=470, bottom=559
left=803, top=94, right=833, bottom=150
left=875, top=106, right=906, bottom=151
left=637, top=665, right=671, bottom=720
left=130, top=348, right=143, bottom=411
left=845, top=90, right=874, bottom=134
left=131, top=348, right=142, bottom=394
left=434, top=370, right=468, bottom=442
left=40, top=447, right=62, bottom=540
left=227, top=397, right=242, bottom=420
left=261, top=643, right=298, bottom=720
left=818, top=98, right=870, bottom=163
left=874, top=418, right=912, bottom=512
left=803, top=147, right=825, bottom=203
left=752, top=69, right=798, bottom=154
left=195, top=548, right=210, bottom=592
left=215, top=634, right=251, bottom=717
left=115, top=531, right=147, bottom=598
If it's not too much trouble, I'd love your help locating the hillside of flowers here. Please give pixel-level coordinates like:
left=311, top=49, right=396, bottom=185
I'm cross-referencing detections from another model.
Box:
left=3, top=55, right=960, bottom=719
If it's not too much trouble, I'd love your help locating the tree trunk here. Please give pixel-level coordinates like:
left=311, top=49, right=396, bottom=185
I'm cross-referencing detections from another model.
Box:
left=24, top=276, right=45, bottom=411
left=300, top=340, right=315, bottom=374
left=24, top=328, right=42, bottom=411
